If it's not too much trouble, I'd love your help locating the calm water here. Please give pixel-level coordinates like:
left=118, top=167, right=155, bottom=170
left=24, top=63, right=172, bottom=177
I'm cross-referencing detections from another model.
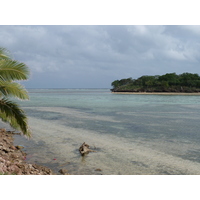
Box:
left=11, top=89, right=200, bottom=174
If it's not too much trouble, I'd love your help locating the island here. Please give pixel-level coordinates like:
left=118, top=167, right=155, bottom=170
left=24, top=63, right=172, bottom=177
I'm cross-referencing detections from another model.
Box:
left=111, top=72, right=200, bottom=93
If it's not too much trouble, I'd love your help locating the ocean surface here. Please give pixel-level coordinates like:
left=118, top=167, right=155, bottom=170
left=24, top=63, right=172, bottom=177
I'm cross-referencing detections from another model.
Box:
left=10, top=88, right=200, bottom=174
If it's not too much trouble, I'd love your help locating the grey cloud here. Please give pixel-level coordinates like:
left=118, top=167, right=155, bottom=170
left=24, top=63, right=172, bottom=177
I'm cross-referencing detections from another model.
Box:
left=0, top=25, right=200, bottom=88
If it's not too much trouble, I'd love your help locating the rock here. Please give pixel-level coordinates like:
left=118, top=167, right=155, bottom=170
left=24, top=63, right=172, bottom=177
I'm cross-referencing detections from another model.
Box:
left=15, top=145, right=24, bottom=150
left=95, top=168, right=102, bottom=171
left=10, top=145, right=17, bottom=150
left=2, top=147, right=10, bottom=153
left=59, top=168, right=69, bottom=175
left=79, top=142, right=96, bottom=156
left=0, top=128, right=6, bottom=133
left=0, top=129, right=53, bottom=175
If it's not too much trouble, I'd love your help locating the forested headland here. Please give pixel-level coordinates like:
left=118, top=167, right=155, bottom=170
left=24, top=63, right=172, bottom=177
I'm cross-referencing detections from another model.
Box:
left=111, top=72, right=200, bottom=93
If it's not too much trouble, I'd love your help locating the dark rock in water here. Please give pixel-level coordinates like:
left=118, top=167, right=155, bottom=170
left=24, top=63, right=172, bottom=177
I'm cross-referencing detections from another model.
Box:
left=59, top=168, right=69, bottom=175
left=79, top=142, right=96, bottom=156
left=95, top=168, right=102, bottom=171
left=16, top=145, right=24, bottom=150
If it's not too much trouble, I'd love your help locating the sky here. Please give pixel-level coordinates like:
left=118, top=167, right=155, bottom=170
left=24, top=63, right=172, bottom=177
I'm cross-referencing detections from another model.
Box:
left=1, top=25, right=200, bottom=89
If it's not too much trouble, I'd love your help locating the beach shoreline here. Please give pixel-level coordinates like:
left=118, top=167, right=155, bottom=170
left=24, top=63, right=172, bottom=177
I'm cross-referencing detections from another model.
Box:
left=0, top=129, right=54, bottom=175
left=112, top=92, right=200, bottom=95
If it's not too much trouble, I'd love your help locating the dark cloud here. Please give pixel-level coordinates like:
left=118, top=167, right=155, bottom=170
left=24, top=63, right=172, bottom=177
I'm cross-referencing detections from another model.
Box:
left=0, top=25, right=200, bottom=88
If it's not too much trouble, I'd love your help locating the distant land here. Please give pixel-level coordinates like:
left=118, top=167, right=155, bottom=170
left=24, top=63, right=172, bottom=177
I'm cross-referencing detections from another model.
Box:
left=111, top=72, right=200, bottom=93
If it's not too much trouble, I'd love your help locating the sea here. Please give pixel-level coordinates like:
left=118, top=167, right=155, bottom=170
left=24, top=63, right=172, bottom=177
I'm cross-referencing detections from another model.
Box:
left=9, top=88, right=200, bottom=174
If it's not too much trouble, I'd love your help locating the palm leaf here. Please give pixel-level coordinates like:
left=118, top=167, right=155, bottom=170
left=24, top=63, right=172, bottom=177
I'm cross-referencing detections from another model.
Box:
left=0, top=98, right=31, bottom=137
left=0, top=47, right=31, bottom=137
left=0, top=59, right=30, bottom=81
left=0, top=48, right=10, bottom=60
left=0, top=80, right=29, bottom=100
left=0, top=112, right=20, bottom=131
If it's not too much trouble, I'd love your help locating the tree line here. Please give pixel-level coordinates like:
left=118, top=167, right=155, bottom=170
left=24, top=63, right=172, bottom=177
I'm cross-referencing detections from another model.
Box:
left=111, top=72, right=200, bottom=93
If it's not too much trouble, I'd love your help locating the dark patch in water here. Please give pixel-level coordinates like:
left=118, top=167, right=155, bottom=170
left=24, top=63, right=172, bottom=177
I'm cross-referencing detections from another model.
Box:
left=157, top=169, right=185, bottom=175
left=156, top=164, right=186, bottom=175
left=24, top=109, right=64, bottom=121
left=179, top=149, right=200, bottom=163
left=131, top=161, right=148, bottom=168
left=37, top=140, right=46, bottom=146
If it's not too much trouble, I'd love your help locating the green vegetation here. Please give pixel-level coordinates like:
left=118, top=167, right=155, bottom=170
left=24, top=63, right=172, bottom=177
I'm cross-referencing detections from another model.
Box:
left=111, top=72, right=200, bottom=93
left=0, top=47, right=31, bottom=137
left=0, top=172, right=17, bottom=175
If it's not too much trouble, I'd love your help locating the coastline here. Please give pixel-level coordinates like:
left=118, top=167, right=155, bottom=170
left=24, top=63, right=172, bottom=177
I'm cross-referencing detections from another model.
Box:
left=0, top=129, right=54, bottom=175
left=112, top=92, right=200, bottom=95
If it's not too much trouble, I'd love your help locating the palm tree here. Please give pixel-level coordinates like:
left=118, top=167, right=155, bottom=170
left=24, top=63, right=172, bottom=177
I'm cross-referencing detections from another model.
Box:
left=0, top=47, right=31, bottom=137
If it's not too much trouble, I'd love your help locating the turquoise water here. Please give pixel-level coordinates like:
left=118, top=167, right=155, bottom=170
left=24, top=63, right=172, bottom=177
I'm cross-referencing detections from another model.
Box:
left=12, top=89, right=200, bottom=174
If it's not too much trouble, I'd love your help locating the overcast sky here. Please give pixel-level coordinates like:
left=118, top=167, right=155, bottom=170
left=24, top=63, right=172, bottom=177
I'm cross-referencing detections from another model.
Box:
left=1, top=25, right=200, bottom=88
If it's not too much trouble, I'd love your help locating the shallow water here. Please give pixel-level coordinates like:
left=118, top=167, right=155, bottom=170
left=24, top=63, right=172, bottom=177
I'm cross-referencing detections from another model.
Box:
left=11, top=89, right=200, bottom=174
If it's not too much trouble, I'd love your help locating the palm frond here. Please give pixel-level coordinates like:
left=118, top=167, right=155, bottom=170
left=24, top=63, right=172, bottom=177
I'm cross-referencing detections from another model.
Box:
left=0, top=47, right=31, bottom=137
left=0, top=48, right=10, bottom=60
left=0, top=59, right=30, bottom=81
left=0, top=112, right=19, bottom=130
left=0, top=98, right=31, bottom=137
left=0, top=80, right=29, bottom=100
